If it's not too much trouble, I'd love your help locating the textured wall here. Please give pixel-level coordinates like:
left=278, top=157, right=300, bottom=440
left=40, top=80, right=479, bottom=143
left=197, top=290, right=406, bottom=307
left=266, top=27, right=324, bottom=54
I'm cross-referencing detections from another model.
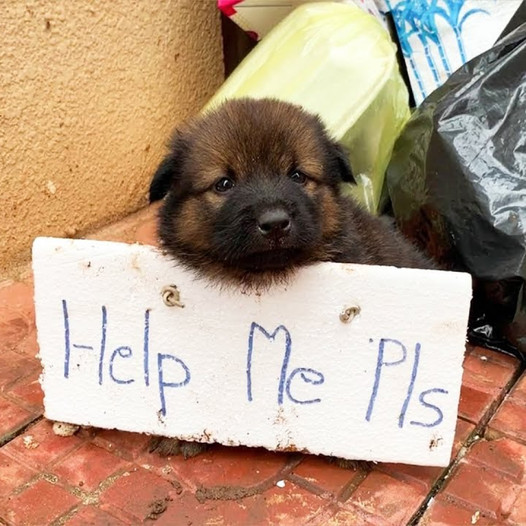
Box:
left=0, top=1, right=224, bottom=277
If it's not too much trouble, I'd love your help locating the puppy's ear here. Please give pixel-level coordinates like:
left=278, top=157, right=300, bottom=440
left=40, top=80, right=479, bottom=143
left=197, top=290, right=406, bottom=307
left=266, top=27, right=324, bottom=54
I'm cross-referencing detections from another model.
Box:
left=148, top=155, right=177, bottom=202
left=329, top=141, right=356, bottom=185
left=148, top=133, right=187, bottom=203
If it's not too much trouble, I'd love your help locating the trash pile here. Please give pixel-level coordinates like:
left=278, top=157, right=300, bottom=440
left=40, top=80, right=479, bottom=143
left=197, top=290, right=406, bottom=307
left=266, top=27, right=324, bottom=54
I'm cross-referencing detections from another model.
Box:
left=215, top=0, right=526, bottom=359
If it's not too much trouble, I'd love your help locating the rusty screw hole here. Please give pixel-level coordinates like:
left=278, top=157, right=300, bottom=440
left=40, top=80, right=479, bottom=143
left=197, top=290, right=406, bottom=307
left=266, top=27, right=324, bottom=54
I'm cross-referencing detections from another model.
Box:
left=162, top=285, right=184, bottom=308
left=339, top=305, right=360, bottom=323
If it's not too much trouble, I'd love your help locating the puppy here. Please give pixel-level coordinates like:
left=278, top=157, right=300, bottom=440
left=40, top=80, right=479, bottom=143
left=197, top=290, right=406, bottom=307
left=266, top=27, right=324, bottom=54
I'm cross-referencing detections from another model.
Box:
left=148, top=98, right=433, bottom=458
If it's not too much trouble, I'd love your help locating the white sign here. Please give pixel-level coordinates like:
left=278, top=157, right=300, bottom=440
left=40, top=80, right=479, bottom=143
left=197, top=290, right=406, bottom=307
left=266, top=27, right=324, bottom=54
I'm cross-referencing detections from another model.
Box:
left=32, top=237, right=472, bottom=467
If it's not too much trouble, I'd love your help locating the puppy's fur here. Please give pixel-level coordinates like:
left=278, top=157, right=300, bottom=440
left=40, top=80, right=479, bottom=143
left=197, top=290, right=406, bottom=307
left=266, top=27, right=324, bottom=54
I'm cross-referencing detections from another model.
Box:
left=148, top=98, right=433, bottom=457
left=151, top=98, right=432, bottom=285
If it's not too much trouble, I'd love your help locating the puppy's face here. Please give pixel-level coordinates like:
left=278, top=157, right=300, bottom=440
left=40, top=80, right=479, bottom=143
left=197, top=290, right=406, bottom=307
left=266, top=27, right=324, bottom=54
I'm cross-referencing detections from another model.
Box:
left=150, top=98, right=354, bottom=288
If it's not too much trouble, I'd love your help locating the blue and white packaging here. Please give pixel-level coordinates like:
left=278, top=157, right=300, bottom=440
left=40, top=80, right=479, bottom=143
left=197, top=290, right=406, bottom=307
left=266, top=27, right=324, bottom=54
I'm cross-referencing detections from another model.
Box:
left=384, top=0, right=522, bottom=104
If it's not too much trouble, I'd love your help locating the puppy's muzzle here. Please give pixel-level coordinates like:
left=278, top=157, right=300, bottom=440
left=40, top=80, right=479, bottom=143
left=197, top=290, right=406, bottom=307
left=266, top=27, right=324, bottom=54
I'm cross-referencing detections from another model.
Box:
left=257, top=208, right=291, bottom=240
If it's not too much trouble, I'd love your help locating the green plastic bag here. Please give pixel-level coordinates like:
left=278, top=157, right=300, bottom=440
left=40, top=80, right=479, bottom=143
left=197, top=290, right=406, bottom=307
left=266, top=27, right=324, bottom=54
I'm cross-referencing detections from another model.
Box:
left=206, top=2, right=410, bottom=213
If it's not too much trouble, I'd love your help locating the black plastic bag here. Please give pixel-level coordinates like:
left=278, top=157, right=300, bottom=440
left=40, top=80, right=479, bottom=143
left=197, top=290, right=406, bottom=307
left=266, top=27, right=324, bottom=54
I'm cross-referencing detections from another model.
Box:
left=386, top=19, right=526, bottom=360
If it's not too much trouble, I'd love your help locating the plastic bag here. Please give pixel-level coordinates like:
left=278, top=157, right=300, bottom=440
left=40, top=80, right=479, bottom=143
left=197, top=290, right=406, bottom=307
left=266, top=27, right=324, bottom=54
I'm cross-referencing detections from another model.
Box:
left=207, top=2, right=410, bottom=214
left=386, top=20, right=526, bottom=359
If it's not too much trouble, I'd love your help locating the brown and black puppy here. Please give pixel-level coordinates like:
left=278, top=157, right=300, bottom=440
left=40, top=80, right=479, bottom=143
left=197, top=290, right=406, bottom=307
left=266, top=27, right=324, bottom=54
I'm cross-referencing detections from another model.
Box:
left=148, top=97, right=433, bottom=457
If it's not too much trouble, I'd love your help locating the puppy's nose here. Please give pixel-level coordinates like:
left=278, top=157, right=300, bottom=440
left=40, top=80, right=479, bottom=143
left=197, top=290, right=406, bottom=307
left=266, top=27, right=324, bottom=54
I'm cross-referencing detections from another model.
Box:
left=257, top=209, right=291, bottom=238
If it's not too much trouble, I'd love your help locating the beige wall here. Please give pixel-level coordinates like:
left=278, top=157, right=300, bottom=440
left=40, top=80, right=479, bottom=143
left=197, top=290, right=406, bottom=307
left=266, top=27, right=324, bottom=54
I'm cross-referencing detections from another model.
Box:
left=0, top=1, right=224, bottom=278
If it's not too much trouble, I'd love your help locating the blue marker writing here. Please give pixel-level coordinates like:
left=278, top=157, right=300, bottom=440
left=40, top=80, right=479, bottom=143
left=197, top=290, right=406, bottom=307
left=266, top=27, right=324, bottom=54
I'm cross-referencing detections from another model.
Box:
left=157, top=353, right=191, bottom=416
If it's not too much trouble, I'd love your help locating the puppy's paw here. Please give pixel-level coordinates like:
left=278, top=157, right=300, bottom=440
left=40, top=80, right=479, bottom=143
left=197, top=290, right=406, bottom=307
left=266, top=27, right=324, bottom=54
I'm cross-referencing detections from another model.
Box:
left=148, top=437, right=210, bottom=459
left=327, top=456, right=372, bottom=471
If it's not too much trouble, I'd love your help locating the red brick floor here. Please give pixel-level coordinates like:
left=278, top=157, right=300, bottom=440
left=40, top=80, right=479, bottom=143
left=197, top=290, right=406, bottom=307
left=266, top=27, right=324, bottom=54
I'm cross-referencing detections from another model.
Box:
left=0, top=205, right=525, bottom=525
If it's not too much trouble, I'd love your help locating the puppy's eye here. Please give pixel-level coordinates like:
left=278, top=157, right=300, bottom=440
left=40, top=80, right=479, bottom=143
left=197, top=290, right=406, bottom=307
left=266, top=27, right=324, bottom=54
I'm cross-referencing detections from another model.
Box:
left=214, top=177, right=235, bottom=193
left=289, top=170, right=307, bottom=184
